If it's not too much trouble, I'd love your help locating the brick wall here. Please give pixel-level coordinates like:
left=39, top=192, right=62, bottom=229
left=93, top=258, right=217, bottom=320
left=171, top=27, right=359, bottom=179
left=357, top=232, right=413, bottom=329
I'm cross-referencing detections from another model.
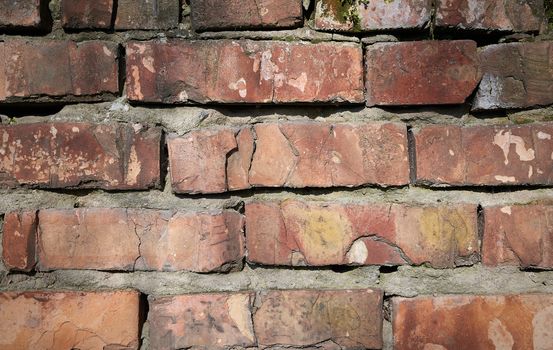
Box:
left=1, top=1, right=553, bottom=349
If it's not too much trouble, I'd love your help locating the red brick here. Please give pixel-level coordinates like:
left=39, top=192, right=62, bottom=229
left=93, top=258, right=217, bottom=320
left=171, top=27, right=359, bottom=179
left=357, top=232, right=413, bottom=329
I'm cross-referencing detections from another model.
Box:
left=115, top=0, right=179, bottom=30
left=0, top=40, right=119, bottom=102
left=168, top=122, right=408, bottom=194
left=190, top=0, right=302, bottom=31
left=37, top=208, right=244, bottom=272
left=254, top=289, right=383, bottom=349
left=0, top=291, right=140, bottom=350
left=0, top=123, right=160, bottom=190
left=61, top=0, right=113, bottom=29
left=483, top=205, right=553, bottom=269
left=245, top=200, right=478, bottom=268
left=126, top=40, right=364, bottom=104
left=365, top=40, right=480, bottom=106
left=149, top=292, right=255, bottom=349
left=0, top=0, right=42, bottom=29
left=314, top=0, right=431, bottom=31
left=436, top=0, right=545, bottom=32
left=415, top=123, right=553, bottom=186
left=2, top=211, right=37, bottom=271
left=473, top=42, right=553, bottom=110
left=393, top=294, right=553, bottom=350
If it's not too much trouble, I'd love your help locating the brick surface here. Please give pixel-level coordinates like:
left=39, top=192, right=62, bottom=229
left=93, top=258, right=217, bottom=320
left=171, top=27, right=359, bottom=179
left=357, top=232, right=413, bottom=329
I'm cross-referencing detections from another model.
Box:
left=0, top=0, right=42, bottom=29
left=365, top=40, right=480, bottom=106
left=393, top=294, right=553, bottom=350
left=0, top=291, right=140, bottom=350
left=61, top=0, right=113, bottom=29
left=483, top=205, right=553, bottom=269
left=473, top=42, right=553, bottom=110
left=0, top=123, right=160, bottom=189
left=255, top=289, right=383, bottom=349
left=115, top=0, right=179, bottom=30
left=126, top=40, right=364, bottom=104
left=2, top=211, right=37, bottom=271
left=436, top=0, right=545, bottom=32
left=314, top=0, right=431, bottom=31
left=168, top=122, right=409, bottom=194
left=190, top=0, right=302, bottom=31
left=415, top=124, right=553, bottom=186
left=0, top=40, right=119, bottom=102
left=149, top=292, right=256, bottom=349
left=246, top=200, right=478, bottom=268
left=37, top=208, right=244, bottom=272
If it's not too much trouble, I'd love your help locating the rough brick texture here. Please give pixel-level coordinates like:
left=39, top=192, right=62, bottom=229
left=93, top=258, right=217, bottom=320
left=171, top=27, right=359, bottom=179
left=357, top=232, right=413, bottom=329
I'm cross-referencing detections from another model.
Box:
left=0, top=40, right=119, bottom=102
left=483, top=205, right=553, bottom=269
left=0, top=0, right=42, bottom=29
left=0, top=291, right=140, bottom=350
left=246, top=200, right=478, bottom=268
left=61, top=0, right=113, bottom=29
left=474, top=42, right=553, bottom=110
left=2, top=211, right=37, bottom=272
left=0, top=123, right=160, bottom=189
left=150, top=289, right=382, bottom=349
left=415, top=123, right=553, bottom=186
left=35, top=208, right=244, bottom=272
left=365, top=40, right=481, bottom=106
left=190, top=0, right=303, bottom=31
left=126, top=40, right=364, bottom=104
left=314, top=0, right=431, bottom=31
left=115, top=0, right=179, bottom=30
left=168, top=122, right=409, bottom=194
left=436, top=0, right=545, bottom=32
left=393, top=294, right=553, bottom=350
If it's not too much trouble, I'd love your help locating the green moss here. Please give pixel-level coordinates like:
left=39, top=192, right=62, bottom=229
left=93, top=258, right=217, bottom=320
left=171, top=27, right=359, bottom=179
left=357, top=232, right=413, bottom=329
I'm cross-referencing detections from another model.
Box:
left=512, top=117, right=534, bottom=125
left=322, top=0, right=362, bottom=31
left=546, top=0, right=553, bottom=30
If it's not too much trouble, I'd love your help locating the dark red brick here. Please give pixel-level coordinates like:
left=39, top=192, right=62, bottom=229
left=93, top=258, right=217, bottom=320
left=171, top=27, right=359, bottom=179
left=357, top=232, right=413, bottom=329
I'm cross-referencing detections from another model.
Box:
left=393, top=294, right=553, bottom=350
left=246, top=200, right=478, bottom=268
left=126, top=39, right=364, bottom=104
left=415, top=123, right=553, bottom=186
left=0, top=40, right=119, bottom=102
left=0, top=0, right=42, bottom=30
left=190, top=0, right=302, bottom=31
left=315, top=0, right=431, bottom=31
left=0, top=123, right=160, bottom=190
left=365, top=40, right=480, bottom=106
left=61, top=0, right=113, bottom=29
left=473, top=42, right=553, bottom=110
left=0, top=291, right=140, bottom=350
left=2, top=211, right=37, bottom=271
left=115, top=0, right=179, bottom=30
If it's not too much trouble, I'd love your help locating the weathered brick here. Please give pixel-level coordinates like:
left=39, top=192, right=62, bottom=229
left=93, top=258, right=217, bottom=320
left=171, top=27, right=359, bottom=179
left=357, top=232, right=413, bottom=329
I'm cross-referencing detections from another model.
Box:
left=149, top=292, right=256, bottom=349
left=37, top=208, right=244, bottom=272
left=436, top=0, right=545, bottom=32
left=2, top=211, right=37, bottom=271
left=483, top=205, right=553, bottom=269
left=415, top=123, right=553, bottom=186
left=0, top=291, right=140, bottom=350
left=246, top=200, right=478, bottom=268
left=126, top=40, right=364, bottom=104
left=190, top=0, right=302, bottom=31
left=393, top=294, right=553, bottom=350
left=314, top=0, right=431, bottom=31
left=473, top=42, right=553, bottom=110
left=61, top=0, right=113, bottom=29
left=255, top=289, right=383, bottom=349
left=0, top=40, right=119, bottom=102
left=0, top=123, right=160, bottom=190
left=365, top=40, right=480, bottom=106
left=0, top=0, right=42, bottom=29
left=168, top=122, right=409, bottom=194
left=115, top=0, right=179, bottom=30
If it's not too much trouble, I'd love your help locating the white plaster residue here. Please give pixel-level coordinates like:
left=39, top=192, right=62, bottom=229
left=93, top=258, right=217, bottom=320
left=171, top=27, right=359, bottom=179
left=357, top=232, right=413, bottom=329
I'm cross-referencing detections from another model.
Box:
left=288, top=72, right=308, bottom=93
left=449, top=149, right=455, bottom=156
left=130, top=66, right=144, bottom=100
left=178, top=90, right=188, bottom=102
left=533, top=305, right=553, bottom=350
left=488, top=318, right=514, bottom=350
left=500, top=206, right=512, bottom=215
left=227, top=294, right=255, bottom=342
left=346, top=240, right=368, bottom=264
left=495, top=175, right=516, bottom=183
left=260, top=50, right=278, bottom=81
left=260, top=7, right=269, bottom=16
left=528, top=165, right=533, bottom=179
left=493, top=130, right=535, bottom=165
left=537, top=131, right=552, bottom=140
left=228, top=78, right=247, bottom=98
left=71, top=127, right=80, bottom=133
left=141, top=56, right=155, bottom=73
left=126, top=146, right=141, bottom=185
left=423, top=344, right=447, bottom=350
left=102, top=46, right=112, bottom=56
left=50, top=126, right=57, bottom=138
